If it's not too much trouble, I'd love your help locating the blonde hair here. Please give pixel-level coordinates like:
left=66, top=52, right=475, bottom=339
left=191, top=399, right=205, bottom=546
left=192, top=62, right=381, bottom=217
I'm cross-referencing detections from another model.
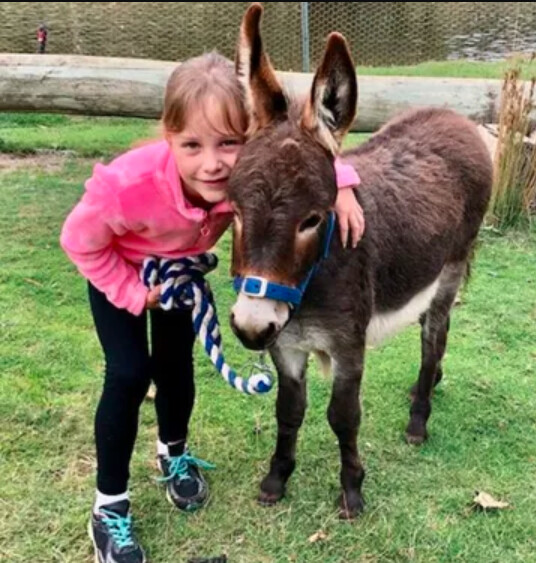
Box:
left=162, top=51, right=247, bottom=138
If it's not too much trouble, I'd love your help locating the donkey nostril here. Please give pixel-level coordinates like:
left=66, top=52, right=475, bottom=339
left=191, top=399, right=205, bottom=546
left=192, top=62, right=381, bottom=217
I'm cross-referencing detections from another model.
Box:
left=263, top=322, right=276, bottom=341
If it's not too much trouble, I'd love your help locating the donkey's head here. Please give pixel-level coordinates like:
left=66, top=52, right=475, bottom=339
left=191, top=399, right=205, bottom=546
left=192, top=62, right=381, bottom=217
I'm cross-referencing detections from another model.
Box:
left=229, top=3, right=357, bottom=350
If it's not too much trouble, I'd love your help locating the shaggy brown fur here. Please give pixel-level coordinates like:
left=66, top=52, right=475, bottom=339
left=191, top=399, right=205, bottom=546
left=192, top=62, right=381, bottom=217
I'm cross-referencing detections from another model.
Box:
left=228, top=3, right=492, bottom=519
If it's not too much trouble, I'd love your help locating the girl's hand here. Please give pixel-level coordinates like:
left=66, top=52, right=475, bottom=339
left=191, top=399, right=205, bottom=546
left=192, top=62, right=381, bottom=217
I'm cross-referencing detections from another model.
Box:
left=146, top=285, right=162, bottom=309
left=334, top=187, right=365, bottom=248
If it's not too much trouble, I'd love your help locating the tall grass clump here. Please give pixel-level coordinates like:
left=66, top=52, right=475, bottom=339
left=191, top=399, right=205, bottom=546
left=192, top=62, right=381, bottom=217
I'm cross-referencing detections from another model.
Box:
left=489, top=57, right=536, bottom=230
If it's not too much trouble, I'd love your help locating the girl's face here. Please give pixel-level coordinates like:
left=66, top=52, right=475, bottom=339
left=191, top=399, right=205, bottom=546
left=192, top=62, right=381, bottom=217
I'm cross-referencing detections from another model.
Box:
left=165, top=102, right=244, bottom=209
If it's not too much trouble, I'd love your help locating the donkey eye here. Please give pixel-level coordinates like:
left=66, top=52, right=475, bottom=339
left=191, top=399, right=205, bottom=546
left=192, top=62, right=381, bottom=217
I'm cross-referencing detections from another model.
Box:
left=299, top=214, right=322, bottom=232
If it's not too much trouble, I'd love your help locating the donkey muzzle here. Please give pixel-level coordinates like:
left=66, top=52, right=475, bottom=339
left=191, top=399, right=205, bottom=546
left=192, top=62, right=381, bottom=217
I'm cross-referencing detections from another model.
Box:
left=230, top=294, right=289, bottom=350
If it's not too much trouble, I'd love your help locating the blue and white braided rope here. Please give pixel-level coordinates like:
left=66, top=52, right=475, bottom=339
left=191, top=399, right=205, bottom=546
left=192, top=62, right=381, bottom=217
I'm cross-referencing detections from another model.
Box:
left=141, top=253, right=273, bottom=395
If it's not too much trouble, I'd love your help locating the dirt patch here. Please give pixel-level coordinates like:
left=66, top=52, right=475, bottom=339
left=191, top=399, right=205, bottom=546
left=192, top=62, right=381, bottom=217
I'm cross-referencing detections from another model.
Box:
left=0, top=151, right=94, bottom=173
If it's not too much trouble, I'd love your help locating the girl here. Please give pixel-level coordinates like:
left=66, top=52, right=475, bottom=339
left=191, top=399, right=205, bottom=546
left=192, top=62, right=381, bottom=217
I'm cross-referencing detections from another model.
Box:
left=60, top=51, right=363, bottom=563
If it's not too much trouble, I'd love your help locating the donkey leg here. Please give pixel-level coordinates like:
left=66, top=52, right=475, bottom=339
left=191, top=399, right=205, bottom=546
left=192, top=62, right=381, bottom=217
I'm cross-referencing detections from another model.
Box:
left=328, top=348, right=366, bottom=519
left=409, top=315, right=449, bottom=399
left=258, top=347, right=308, bottom=506
left=406, top=263, right=465, bottom=445
left=433, top=315, right=450, bottom=387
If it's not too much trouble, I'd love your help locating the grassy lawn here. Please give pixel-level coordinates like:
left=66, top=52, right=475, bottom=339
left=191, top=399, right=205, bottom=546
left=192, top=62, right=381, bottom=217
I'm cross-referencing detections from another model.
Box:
left=358, top=59, right=536, bottom=79
left=0, top=113, right=156, bottom=157
left=1, top=113, right=536, bottom=562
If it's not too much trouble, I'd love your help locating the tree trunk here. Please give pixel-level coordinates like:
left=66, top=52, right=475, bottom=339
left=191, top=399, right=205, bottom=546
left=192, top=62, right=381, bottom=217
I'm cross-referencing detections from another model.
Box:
left=0, top=54, right=511, bottom=131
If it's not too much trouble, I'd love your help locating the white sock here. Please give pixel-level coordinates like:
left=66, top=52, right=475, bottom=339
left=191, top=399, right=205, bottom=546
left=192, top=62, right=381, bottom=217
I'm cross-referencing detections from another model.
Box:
left=93, top=490, right=129, bottom=515
left=157, top=439, right=169, bottom=457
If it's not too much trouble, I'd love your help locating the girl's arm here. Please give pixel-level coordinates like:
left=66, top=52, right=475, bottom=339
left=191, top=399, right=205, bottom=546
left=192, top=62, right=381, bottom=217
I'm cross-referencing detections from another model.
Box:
left=333, top=157, right=365, bottom=248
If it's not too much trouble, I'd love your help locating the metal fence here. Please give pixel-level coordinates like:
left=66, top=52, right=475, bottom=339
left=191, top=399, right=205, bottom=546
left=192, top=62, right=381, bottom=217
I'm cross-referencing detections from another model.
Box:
left=2, top=2, right=536, bottom=70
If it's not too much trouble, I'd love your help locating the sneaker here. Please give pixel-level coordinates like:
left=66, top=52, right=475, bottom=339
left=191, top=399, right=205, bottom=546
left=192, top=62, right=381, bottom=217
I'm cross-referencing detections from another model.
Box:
left=88, top=499, right=146, bottom=563
left=157, top=448, right=215, bottom=512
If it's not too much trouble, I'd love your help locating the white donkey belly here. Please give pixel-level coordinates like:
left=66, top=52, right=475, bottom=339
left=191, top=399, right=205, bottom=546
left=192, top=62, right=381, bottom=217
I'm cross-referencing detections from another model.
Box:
left=274, top=277, right=441, bottom=379
left=366, top=278, right=440, bottom=347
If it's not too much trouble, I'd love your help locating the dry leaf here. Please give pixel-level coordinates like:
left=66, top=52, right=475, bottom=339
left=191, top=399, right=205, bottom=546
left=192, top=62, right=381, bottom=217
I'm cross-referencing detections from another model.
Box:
left=308, top=530, right=328, bottom=544
left=473, top=491, right=509, bottom=511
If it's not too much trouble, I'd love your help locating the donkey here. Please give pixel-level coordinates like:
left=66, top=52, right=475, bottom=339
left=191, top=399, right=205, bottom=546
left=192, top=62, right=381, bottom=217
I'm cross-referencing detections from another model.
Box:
left=228, top=3, right=492, bottom=519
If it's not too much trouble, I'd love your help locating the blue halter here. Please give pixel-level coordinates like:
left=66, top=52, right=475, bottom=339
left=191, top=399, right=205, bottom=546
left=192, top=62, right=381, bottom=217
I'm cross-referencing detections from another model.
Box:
left=233, top=211, right=336, bottom=308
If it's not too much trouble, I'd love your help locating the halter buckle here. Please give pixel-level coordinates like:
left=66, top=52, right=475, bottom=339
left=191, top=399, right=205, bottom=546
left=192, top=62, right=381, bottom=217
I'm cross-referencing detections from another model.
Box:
left=241, top=276, right=269, bottom=298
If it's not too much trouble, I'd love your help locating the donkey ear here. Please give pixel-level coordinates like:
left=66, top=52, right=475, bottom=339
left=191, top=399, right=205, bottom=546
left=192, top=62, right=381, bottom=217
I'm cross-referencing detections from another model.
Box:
left=235, top=3, right=287, bottom=132
left=301, top=32, right=358, bottom=154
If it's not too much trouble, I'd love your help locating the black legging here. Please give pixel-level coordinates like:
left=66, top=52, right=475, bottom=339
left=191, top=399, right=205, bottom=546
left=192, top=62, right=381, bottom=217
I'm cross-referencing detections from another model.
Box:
left=88, top=282, right=196, bottom=495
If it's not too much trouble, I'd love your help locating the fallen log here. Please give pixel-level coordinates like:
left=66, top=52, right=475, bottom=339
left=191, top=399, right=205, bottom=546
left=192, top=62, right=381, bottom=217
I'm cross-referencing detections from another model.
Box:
left=0, top=53, right=513, bottom=131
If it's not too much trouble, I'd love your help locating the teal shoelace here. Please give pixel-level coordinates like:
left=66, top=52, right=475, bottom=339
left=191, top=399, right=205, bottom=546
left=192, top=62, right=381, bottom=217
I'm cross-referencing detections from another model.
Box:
left=100, top=509, right=135, bottom=550
left=158, top=452, right=215, bottom=482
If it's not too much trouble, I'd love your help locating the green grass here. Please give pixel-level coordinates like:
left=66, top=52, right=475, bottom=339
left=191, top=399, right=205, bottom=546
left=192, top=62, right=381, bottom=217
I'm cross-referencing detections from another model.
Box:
left=358, top=59, right=536, bottom=79
left=1, top=116, right=536, bottom=562
left=0, top=113, right=156, bottom=157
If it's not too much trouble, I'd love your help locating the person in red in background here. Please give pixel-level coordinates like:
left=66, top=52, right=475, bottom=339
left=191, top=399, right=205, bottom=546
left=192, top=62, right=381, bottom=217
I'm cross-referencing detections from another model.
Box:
left=37, top=24, right=47, bottom=54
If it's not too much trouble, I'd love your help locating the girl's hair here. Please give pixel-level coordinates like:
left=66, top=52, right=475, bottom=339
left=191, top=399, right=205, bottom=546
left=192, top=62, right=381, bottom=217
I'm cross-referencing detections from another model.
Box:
left=162, top=51, right=247, bottom=138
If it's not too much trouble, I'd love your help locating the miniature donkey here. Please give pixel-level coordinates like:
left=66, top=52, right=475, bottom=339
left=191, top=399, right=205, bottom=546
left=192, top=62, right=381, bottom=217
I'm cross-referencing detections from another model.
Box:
left=228, top=3, right=492, bottom=518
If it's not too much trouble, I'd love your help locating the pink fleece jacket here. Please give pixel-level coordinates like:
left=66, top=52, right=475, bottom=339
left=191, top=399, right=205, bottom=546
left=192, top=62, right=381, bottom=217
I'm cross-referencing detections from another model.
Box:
left=60, top=140, right=360, bottom=316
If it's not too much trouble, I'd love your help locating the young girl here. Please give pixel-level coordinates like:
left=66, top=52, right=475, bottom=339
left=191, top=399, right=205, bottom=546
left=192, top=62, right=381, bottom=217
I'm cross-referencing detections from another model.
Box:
left=60, top=51, right=363, bottom=563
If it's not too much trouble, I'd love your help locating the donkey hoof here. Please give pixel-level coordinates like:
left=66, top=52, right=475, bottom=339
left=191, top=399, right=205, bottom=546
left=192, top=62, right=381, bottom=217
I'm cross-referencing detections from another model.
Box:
left=258, top=474, right=286, bottom=506
left=405, top=417, right=428, bottom=445
left=338, top=506, right=362, bottom=520
left=257, top=490, right=283, bottom=506
left=337, top=492, right=364, bottom=520
left=405, top=431, right=427, bottom=445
